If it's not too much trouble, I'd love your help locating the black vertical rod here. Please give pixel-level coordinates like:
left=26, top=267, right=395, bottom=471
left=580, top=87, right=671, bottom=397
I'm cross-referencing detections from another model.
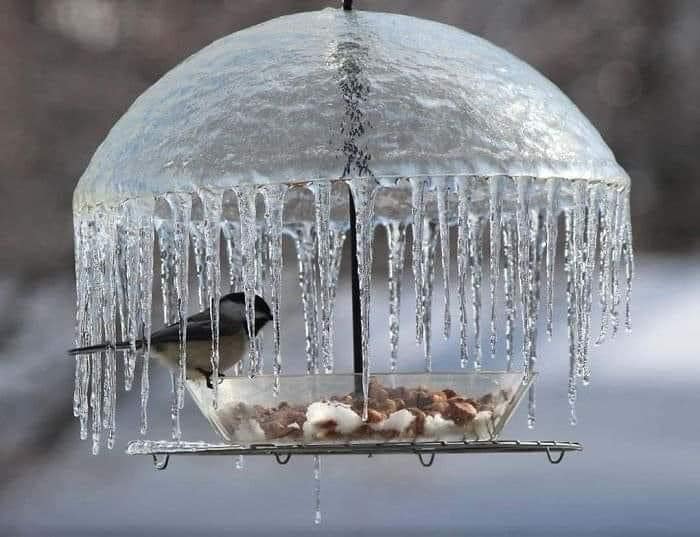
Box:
left=348, top=185, right=364, bottom=392
left=343, top=0, right=353, bottom=10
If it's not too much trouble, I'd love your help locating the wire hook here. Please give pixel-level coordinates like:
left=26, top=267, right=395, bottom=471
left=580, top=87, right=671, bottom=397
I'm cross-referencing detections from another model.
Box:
left=274, top=453, right=292, bottom=465
left=545, top=448, right=565, bottom=464
left=416, top=452, right=436, bottom=467
left=152, top=454, right=170, bottom=471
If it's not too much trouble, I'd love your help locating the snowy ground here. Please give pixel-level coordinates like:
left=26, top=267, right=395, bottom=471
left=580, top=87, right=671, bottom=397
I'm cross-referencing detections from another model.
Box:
left=1, top=254, right=699, bottom=536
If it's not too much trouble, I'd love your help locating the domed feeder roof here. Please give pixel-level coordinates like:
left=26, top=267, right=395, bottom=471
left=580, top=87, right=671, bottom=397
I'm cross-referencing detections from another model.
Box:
left=74, top=7, right=628, bottom=210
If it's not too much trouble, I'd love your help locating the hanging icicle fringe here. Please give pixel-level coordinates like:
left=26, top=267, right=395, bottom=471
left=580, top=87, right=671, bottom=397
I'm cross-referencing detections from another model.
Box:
left=72, top=176, right=632, bottom=451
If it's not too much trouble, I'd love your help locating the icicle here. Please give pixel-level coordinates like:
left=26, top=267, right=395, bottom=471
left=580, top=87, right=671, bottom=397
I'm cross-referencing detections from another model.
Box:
left=622, top=193, right=634, bottom=332
left=74, top=216, right=91, bottom=439
left=502, top=218, right=516, bottom=370
left=456, top=177, right=471, bottom=368
left=222, top=221, right=242, bottom=291
left=421, top=222, right=437, bottom=371
left=610, top=188, right=626, bottom=338
left=169, top=370, right=181, bottom=440
left=488, top=176, right=503, bottom=359
left=139, top=216, right=154, bottom=435
left=564, top=209, right=577, bottom=425
left=261, top=184, right=287, bottom=393
left=435, top=177, right=451, bottom=340
left=123, top=217, right=140, bottom=392
left=526, top=210, right=545, bottom=429
left=544, top=179, right=559, bottom=340
left=469, top=216, right=484, bottom=370
left=114, top=223, right=129, bottom=346
left=233, top=185, right=259, bottom=377
left=294, top=223, right=319, bottom=375
left=570, top=182, right=587, bottom=378
left=190, top=221, right=207, bottom=311
left=88, top=216, right=104, bottom=453
left=165, top=192, right=192, bottom=423
left=156, top=219, right=177, bottom=325
left=313, top=455, right=322, bottom=525
left=349, top=179, right=377, bottom=422
left=99, top=210, right=117, bottom=449
left=313, top=182, right=333, bottom=373
left=200, top=189, right=223, bottom=406
left=385, top=222, right=406, bottom=372
left=410, top=177, right=426, bottom=346
left=90, top=352, right=103, bottom=455
left=515, top=177, right=532, bottom=374
left=235, top=454, right=245, bottom=470
left=327, top=225, right=346, bottom=374
left=580, top=186, right=600, bottom=384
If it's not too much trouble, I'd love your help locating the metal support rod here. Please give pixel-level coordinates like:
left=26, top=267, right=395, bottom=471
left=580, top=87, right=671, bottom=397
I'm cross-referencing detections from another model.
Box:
left=348, top=185, right=364, bottom=394
left=343, top=0, right=353, bottom=11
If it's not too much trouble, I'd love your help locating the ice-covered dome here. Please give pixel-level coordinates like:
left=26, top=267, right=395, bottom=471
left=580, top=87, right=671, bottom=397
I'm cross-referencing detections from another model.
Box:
left=74, top=8, right=628, bottom=210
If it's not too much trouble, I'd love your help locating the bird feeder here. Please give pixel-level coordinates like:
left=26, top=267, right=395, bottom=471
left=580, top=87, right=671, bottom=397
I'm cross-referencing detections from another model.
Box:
left=72, top=6, right=632, bottom=469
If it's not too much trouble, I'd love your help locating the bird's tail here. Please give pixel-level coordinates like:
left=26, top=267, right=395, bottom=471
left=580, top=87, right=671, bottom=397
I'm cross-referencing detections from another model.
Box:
left=67, top=341, right=142, bottom=355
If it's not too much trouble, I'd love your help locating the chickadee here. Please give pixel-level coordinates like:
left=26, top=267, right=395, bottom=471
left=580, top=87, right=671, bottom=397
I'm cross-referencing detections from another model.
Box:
left=68, top=292, right=273, bottom=388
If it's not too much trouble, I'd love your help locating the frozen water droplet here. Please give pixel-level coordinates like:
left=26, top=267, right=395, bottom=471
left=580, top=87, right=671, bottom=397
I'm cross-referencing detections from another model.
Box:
left=313, top=455, right=322, bottom=525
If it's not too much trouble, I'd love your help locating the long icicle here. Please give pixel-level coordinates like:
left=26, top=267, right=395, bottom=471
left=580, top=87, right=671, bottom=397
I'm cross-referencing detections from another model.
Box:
left=165, top=192, right=192, bottom=424
left=262, top=184, right=287, bottom=393
left=502, top=218, right=517, bottom=371
left=435, top=177, right=451, bottom=340
left=596, top=186, right=613, bottom=345
left=515, top=177, right=532, bottom=376
left=123, top=211, right=140, bottom=392
left=421, top=222, right=437, bottom=371
left=313, top=182, right=333, bottom=374
left=469, top=215, right=484, bottom=371
left=581, top=185, right=600, bottom=385
left=327, top=225, right=347, bottom=374
left=138, top=214, right=154, bottom=435
left=410, top=177, right=426, bottom=346
left=456, top=177, right=470, bottom=368
left=98, top=210, right=117, bottom=450
left=200, top=189, right=223, bottom=406
left=295, top=223, right=319, bottom=375
left=155, top=216, right=181, bottom=439
left=385, top=222, right=406, bottom=372
left=571, top=181, right=586, bottom=377
left=233, top=185, right=259, bottom=377
left=545, top=178, right=559, bottom=340
left=488, top=176, right=503, bottom=359
left=622, top=190, right=634, bottom=333
left=564, top=209, right=578, bottom=425
left=610, top=187, right=625, bottom=338
left=349, top=178, right=377, bottom=422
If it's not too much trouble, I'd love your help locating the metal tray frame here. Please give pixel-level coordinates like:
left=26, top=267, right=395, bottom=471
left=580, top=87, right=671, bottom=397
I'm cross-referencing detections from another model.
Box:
left=127, top=439, right=582, bottom=470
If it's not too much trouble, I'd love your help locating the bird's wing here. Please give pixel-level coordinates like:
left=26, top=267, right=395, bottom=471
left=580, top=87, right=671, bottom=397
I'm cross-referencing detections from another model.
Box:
left=151, top=315, right=244, bottom=344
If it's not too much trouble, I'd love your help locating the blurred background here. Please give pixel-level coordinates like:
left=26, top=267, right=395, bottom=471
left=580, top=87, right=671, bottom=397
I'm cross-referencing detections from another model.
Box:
left=1, top=1, right=698, bottom=536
